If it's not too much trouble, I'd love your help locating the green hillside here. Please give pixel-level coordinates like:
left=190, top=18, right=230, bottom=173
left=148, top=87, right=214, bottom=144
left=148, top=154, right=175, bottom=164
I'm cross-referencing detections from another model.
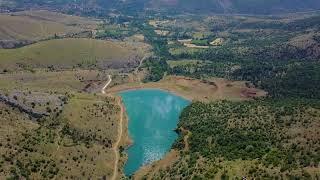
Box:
left=0, top=38, right=141, bottom=70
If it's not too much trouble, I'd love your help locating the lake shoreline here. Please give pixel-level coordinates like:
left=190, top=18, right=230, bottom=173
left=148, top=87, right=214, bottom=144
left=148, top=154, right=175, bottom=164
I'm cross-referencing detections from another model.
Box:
left=106, top=76, right=266, bottom=103
left=117, top=87, right=193, bottom=102
left=116, top=96, right=132, bottom=179
left=118, top=89, right=190, bottom=176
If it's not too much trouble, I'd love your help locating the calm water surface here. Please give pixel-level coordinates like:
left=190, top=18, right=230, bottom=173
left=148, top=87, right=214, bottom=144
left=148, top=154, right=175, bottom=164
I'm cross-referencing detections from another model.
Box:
left=119, top=89, right=190, bottom=176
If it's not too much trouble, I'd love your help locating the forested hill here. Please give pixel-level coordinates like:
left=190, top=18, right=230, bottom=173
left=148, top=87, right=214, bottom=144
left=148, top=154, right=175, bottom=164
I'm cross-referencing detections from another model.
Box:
left=2, top=0, right=320, bottom=15
left=148, top=0, right=320, bottom=14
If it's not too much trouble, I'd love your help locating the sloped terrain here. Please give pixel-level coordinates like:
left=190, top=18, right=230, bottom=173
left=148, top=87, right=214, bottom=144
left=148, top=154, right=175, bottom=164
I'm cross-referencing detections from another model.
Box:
left=0, top=38, right=146, bottom=71
left=0, top=10, right=98, bottom=48
left=0, top=70, right=123, bottom=179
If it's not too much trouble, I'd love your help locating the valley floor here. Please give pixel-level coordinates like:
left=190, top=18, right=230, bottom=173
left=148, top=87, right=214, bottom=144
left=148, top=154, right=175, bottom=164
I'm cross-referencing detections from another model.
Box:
left=0, top=8, right=319, bottom=179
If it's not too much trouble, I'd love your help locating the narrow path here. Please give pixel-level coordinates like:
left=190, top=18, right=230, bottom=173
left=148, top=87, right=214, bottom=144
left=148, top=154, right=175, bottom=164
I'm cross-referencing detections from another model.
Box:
left=135, top=54, right=150, bottom=83
left=56, top=132, right=61, bottom=151
left=111, top=97, right=124, bottom=180
left=181, top=128, right=191, bottom=151
left=135, top=55, right=146, bottom=74
left=101, top=75, right=123, bottom=180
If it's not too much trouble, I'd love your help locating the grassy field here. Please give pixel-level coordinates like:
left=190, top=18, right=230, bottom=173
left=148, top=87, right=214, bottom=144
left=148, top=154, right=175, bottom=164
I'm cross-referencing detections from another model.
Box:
left=0, top=10, right=97, bottom=42
left=0, top=69, right=111, bottom=93
left=0, top=38, right=145, bottom=71
left=167, top=60, right=202, bottom=68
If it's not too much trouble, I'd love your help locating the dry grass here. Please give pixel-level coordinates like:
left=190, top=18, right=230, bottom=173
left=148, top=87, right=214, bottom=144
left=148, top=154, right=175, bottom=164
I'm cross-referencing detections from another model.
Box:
left=183, top=43, right=209, bottom=49
left=107, top=75, right=266, bottom=102
left=134, top=150, right=180, bottom=179
left=0, top=69, right=110, bottom=92
left=0, top=10, right=97, bottom=41
left=13, top=10, right=97, bottom=29
left=0, top=93, right=121, bottom=179
left=288, top=32, right=319, bottom=49
left=210, top=38, right=224, bottom=46
left=135, top=151, right=258, bottom=180
left=148, top=20, right=171, bottom=28
left=0, top=69, right=123, bottom=179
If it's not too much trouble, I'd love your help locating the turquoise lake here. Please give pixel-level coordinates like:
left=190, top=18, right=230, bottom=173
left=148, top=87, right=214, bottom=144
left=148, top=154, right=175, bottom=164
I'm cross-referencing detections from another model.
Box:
left=119, top=89, right=190, bottom=176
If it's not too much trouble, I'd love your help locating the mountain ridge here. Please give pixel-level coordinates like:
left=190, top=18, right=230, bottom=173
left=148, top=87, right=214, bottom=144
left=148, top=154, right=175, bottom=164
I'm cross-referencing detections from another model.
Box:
left=147, top=0, right=320, bottom=14
left=2, top=0, right=320, bottom=15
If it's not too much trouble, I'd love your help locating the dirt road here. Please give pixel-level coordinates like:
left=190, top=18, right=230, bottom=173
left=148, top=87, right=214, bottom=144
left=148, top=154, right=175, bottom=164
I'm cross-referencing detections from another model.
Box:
left=101, top=75, right=112, bottom=94
left=111, top=97, right=124, bottom=180
left=101, top=75, right=123, bottom=180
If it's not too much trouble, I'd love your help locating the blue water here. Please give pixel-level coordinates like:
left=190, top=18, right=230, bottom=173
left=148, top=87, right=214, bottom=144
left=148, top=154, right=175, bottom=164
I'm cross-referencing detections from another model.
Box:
left=119, top=89, right=190, bottom=176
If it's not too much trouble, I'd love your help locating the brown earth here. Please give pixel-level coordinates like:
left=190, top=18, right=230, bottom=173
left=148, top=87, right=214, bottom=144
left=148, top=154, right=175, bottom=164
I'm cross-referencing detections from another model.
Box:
left=107, top=75, right=267, bottom=102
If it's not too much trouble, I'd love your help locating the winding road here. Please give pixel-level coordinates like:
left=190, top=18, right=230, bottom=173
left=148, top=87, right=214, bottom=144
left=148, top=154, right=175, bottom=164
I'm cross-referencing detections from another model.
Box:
left=101, top=75, right=123, bottom=180
left=101, top=75, right=112, bottom=94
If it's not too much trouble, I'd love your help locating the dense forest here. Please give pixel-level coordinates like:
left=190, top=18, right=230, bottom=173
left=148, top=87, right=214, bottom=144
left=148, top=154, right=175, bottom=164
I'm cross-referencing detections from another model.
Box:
left=143, top=99, right=320, bottom=179
left=232, top=61, right=320, bottom=99
left=143, top=58, right=169, bottom=82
